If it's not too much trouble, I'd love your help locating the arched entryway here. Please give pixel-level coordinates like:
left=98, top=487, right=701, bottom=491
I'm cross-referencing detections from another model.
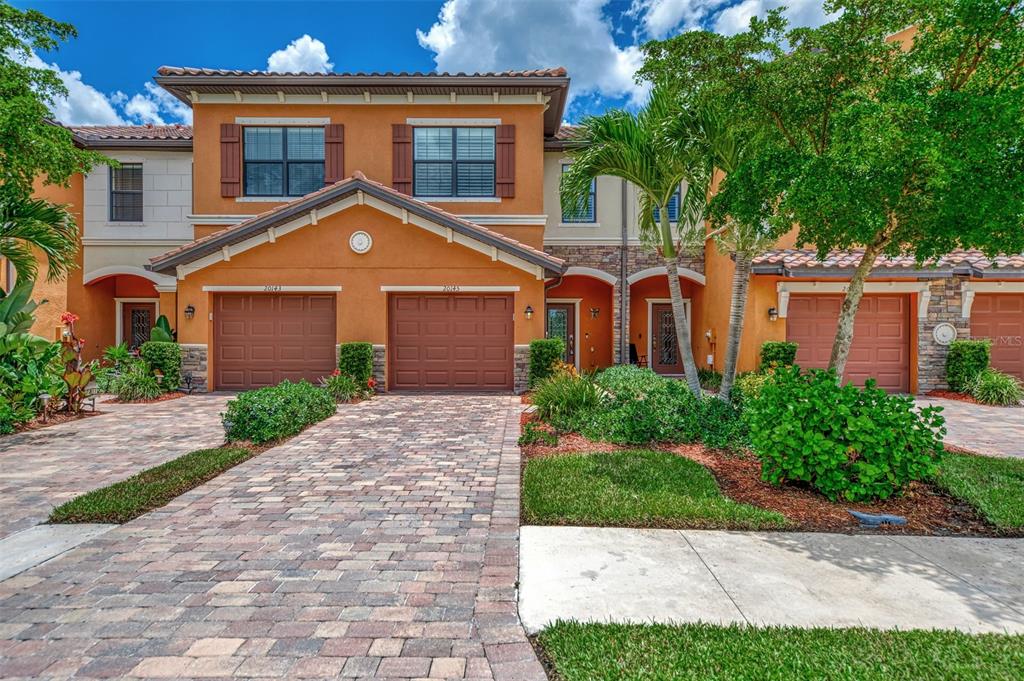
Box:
left=627, top=266, right=705, bottom=376
left=79, top=268, right=175, bottom=358
left=545, top=268, right=616, bottom=372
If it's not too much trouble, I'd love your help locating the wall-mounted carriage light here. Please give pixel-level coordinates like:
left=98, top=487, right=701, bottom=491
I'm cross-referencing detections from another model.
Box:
left=184, top=304, right=196, bottom=320
left=768, top=306, right=779, bottom=322
left=524, top=305, right=534, bottom=320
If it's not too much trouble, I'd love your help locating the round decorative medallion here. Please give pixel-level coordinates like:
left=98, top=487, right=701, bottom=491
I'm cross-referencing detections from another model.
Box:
left=349, top=230, right=373, bottom=254
left=933, top=322, right=958, bottom=346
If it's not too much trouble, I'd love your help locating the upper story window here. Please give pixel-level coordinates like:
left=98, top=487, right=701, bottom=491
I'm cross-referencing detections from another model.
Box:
left=413, top=127, right=495, bottom=197
left=560, top=164, right=596, bottom=223
left=244, top=127, right=324, bottom=197
left=653, top=185, right=681, bottom=223
left=110, top=163, right=143, bottom=222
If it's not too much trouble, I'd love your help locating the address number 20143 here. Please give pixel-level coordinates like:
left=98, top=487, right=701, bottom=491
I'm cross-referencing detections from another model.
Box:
left=442, top=285, right=461, bottom=292
left=264, top=285, right=283, bottom=292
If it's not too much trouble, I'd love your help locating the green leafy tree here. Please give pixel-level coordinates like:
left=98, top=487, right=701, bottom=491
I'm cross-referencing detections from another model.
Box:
left=561, top=84, right=706, bottom=396
left=641, top=0, right=1024, bottom=378
left=1, top=194, right=78, bottom=282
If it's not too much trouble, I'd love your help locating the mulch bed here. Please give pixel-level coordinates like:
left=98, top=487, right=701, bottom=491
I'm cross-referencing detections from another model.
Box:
left=102, top=391, right=188, bottom=405
left=519, top=413, right=1009, bottom=537
left=925, top=389, right=982, bottom=405
left=14, top=410, right=106, bottom=433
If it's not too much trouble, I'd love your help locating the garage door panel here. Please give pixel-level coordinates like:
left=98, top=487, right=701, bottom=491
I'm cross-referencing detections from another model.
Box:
left=971, top=293, right=1024, bottom=379
left=788, top=294, right=910, bottom=392
left=214, top=294, right=336, bottom=391
left=389, top=293, right=513, bottom=391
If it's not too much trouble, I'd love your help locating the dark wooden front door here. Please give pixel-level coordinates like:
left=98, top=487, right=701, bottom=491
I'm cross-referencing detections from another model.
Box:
left=545, top=303, right=576, bottom=367
left=651, top=302, right=684, bottom=375
left=121, top=302, right=156, bottom=351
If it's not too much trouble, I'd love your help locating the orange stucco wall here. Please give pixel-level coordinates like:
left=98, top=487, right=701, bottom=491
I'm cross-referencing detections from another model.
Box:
left=192, top=102, right=546, bottom=224
left=26, top=177, right=80, bottom=341
left=629, top=275, right=704, bottom=368
left=173, top=203, right=546, bottom=381
left=545, top=275, right=614, bottom=372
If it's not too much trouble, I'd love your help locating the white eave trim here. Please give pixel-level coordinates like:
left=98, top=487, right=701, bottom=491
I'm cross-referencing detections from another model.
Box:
left=960, top=280, right=1024, bottom=318
left=201, top=285, right=343, bottom=292
left=627, top=266, right=706, bottom=286
left=380, top=285, right=520, bottom=292
left=775, top=281, right=932, bottom=319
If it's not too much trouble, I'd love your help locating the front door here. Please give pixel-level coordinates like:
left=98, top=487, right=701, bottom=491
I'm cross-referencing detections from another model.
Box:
left=651, top=302, right=684, bottom=375
left=546, top=303, right=576, bottom=367
left=121, top=302, right=156, bottom=352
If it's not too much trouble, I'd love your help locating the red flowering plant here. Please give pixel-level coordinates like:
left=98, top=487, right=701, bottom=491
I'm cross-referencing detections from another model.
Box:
left=59, top=312, right=97, bottom=413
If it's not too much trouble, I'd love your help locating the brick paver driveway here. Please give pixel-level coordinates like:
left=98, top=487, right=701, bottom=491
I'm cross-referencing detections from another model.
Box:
left=0, top=394, right=231, bottom=540
left=916, top=397, right=1024, bottom=459
left=0, top=394, right=544, bottom=680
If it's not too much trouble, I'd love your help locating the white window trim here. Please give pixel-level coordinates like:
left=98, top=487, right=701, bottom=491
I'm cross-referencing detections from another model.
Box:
left=115, top=298, right=160, bottom=347
left=546, top=298, right=582, bottom=370
left=558, top=222, right=602, bottom=228
left=235, top=117, right=331, bottom=125
left=775, top=281, right=932, bottom=319
left=201, top=285, right=343, bottom=292
left=960, top=281, right=1024, bottom=318
left=379, top=285, right=520, bottom=292
left=646, top=298, right=691, bottom=377
left=406, top=117, right=501, bottom=126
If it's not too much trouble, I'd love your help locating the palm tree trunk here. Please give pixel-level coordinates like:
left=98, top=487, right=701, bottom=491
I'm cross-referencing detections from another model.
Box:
left=828, top=235, right=888, bottom=376
left=718, top=250, right=752, bottom=401
left=664, top=258, right=703, bottom=397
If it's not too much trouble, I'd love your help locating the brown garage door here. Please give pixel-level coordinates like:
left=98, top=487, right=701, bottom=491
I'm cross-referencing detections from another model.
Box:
left=971, top=294, right=1024, bottom=379
left=786, top=294, right=911, bottom=392
left=214, top=294, right=336, bottom=390
left=389, top=294, right=513, bottom=390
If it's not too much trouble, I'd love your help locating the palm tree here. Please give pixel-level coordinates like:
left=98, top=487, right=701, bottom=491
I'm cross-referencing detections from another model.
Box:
left=562, top=84, right=707, bottom=396
left=667, top=103, right=778, bottom=400
left=0, top=194, right=79, bottom=286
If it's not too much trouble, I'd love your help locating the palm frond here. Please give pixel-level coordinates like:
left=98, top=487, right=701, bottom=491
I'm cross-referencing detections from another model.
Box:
left=0, top=195, right=79, bottom=282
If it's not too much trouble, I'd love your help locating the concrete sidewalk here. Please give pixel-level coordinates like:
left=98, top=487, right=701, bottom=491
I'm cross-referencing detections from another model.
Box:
left=519, top=526, right=1024, bottom=634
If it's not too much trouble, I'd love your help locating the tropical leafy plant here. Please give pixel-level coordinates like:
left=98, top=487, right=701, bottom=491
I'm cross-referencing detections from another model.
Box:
left=149, top=314, right=174, bottom=343
left=970, top=369, right=1024, bottom=406
left=320, top=369, right=360, bottom=402
left=58, top=311, right=95, bottom=413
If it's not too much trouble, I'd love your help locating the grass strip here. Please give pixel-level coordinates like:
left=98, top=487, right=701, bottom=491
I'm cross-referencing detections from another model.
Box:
left=522, top=449, right=789, bottom=530
left=49, top=446, right=257, bottom=524
left=931, top=452, right=1024, bottom=530
left=537, top=620, right=1024, bottom=681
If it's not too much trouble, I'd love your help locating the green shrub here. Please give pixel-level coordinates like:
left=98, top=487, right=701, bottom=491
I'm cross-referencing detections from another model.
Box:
left=970, top=369, right=1024, bottom=406
left=529, top=338, right=565, bottom=388
left=111, top=360, right=162, bottom=402
left=745, top=367, right=945, bottom=501
left=140, top=341, right=181, bottom=391
left=320, top=370, right=360, bottom=402
left=532, top=372, right=603, bottom=430
left=581, top=366, right=702, bottom=445
left=338, top=342, right=374, bottom=385
left=946, top=340, right=990, bottom=392
left=697, top=367, right=722, bottom=391
left=698, top=398, right=748, bottom=451
left=732, top=371, right=772, bottom=407
left=0, top=401, right=32, bottom=434
left=519, top=421, right=558, bottom=447
left=759, top=341, right=798, bottom=370
left=223, top=380, right=336, bottom=444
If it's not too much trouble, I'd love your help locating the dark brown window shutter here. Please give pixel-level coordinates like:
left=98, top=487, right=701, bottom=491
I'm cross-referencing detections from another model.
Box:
left=324, top=124, right=345, bottom=185
left=220, top=123, right=242, bottom=198
left=392, top=124, right=413, bottom=194
left=495, top=124, right=515, bottom=198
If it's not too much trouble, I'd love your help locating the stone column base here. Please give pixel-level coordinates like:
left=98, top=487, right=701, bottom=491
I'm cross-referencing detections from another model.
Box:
left=372, top=344, right=387, bottom=392
left=514, top=344, right=530, bottom=394
left=180, top=344, right=209, bottom=393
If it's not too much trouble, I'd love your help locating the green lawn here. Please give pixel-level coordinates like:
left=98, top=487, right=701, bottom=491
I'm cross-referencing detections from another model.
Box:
left=522, top=450, right=788, bottom=530
left=49, top=446, right=257, bottom=524
left=536, top=621, right=1024, bottom=681
left=931, top=452, right=1024, bottom=530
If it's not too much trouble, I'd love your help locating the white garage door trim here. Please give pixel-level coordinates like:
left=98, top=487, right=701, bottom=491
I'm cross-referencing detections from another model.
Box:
left=776, top=281, right=931, bottom=318
left=961, top=281, right=1024, bottom=317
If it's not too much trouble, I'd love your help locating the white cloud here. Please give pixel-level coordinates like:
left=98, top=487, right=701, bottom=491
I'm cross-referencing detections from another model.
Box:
left=417, top=0, right=649, bottom=107
left=627, top=0, right=731, bottom=38
left=23, top=51, right=125, bottom=125
left=628, top=0, right=833, bottom=38
left=267, top=35, right=334, bottom=73
left=714, top=0, right=834, bottom=35
left=123, top=82, right=194, bottom=126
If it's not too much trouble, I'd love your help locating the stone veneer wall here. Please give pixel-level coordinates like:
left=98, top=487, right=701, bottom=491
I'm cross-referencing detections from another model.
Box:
left=372, top=344, right=387, bottom=393
left=917, top=277, right=969, bottom=392
left=180, top=344, right=208, bottom=393
left=514, top=344, right=530, bottom=394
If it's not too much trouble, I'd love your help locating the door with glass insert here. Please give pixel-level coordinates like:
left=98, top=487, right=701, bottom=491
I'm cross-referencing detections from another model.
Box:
left=545, top=303, right=576, bottom=367
left=651, top=302, right=685, bottom=375
left=121, top=302, right=156, bottom=352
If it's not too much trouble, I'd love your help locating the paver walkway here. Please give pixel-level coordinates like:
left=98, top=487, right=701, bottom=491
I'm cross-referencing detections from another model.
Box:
left=0, top=394, right=231, bottom=540
left=916, top=396, right=1024, bottom=459
left=520, top=526, right=1024, bottom=634
left=0, top=394, right=544, bottom=680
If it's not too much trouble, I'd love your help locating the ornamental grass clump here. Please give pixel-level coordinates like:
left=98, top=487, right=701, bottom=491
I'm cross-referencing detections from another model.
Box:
left=970, top=369, right=1024, bottom=406
left=744, top=367, right=945, bottom=502
left=531, top=371, right=604, bottom=431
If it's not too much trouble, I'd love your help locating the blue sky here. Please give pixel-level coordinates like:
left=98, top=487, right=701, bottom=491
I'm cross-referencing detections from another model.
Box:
left=17, top=0, right=831, bottom=127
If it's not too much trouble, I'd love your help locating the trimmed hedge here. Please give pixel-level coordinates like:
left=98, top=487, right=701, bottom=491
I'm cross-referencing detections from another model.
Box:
left=140, top=341, right=181, bottom=391
left=529, top=338, right=565, bottom=388
left=338, top=342, right=374, bottom=384
left=946, top=340, right=990, bottom=392
left=759, top=341, right=798, bottom=369
left=223, top=380, right=336, bottom=444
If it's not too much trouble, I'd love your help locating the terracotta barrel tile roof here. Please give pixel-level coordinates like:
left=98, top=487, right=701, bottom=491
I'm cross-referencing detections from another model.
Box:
left=753, top=248, right=1024, bottom=278
left=69, top=124, right=193, bottom=141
